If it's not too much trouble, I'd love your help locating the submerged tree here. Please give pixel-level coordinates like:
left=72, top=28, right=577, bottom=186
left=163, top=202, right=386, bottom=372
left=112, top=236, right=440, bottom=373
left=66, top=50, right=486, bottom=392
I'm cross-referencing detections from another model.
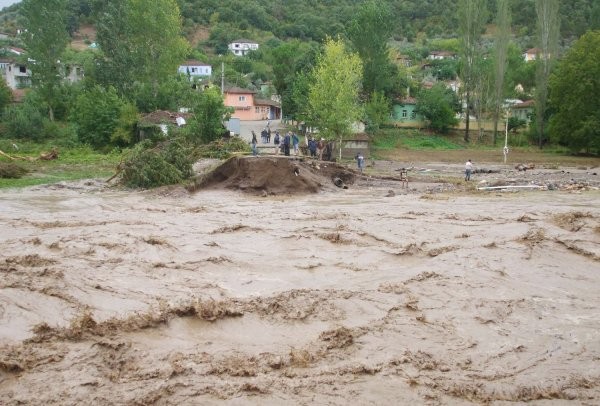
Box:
left=534, top=0, right=560, bottom=148
left=308, top=37, right=362, bottom=158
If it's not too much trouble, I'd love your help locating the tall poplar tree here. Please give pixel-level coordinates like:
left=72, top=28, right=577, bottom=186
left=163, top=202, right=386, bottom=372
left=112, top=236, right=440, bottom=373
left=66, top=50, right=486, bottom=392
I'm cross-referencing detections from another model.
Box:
left=21, top=0, right=70, bottom=121
left=308, top=37, right=362, bottom=158
left=534, top=0, right=560, bottom=148
left=347, top=0, right=394, bottom=99
left=492, top=0, right=511, bottom=145
left=458, top=0, right=487, bottom=143
left=94, top=0, right=189, bottom=107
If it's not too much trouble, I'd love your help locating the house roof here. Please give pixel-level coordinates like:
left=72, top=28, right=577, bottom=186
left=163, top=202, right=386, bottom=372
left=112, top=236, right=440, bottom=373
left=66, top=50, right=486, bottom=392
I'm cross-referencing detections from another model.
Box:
left=396, top=96, right=417, bottom=105
left=8, top=46, right=25, bottom=54
left=224, top=86, right=256, bottom=94
left=230, top=39, right=258, bottom=44
left=524, top=48, right=541, bottom=54
left=513, top=100, right=534, bottom=109
left=181, top=60, right=210, bottom=67
left=255, top=98, right=281, bottom=107
left=140, top=110, right=191, bottom=125
left=430, top=50, right=456, bottom=57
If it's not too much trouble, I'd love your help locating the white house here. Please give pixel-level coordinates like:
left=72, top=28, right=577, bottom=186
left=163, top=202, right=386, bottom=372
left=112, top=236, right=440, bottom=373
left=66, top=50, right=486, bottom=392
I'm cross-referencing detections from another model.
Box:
left=228, top=39, right=259, bottom=56
left=0, top=59, right=31, bottom=89
left=178, top=60, right=212, bottom=78
left=427, top=50, right=456, bottom=60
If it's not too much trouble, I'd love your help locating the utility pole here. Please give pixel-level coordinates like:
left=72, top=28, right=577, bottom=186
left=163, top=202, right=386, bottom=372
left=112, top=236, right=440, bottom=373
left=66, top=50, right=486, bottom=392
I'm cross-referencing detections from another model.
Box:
left=221, top=61, right=224, bottom=95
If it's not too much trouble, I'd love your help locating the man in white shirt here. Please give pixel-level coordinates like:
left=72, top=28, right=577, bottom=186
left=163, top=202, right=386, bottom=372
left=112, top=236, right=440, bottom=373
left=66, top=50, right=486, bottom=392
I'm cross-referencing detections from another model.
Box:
left=465, top=159, right=473, bottom=181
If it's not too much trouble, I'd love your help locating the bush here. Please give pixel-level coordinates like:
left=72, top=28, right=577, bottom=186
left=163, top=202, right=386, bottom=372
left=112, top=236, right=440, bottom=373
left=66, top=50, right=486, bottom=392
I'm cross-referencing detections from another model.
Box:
left=0, top=162, right=28, bottom=179
left=3, top=101, right=45, bottom=140
left=195, top=137, right=250, bottom=159
left=70, top=85, right=123, bottom=149
left=120, top=139, right=194, bottom=188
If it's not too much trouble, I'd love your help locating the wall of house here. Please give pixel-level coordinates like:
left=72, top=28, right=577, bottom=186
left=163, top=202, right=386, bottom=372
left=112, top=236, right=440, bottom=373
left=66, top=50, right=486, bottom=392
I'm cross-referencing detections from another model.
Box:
left=178, top=65, right=211, bottom=77
left=225, top=92, right=259, bottom=120
left=391, top=104, right=424, bottom=127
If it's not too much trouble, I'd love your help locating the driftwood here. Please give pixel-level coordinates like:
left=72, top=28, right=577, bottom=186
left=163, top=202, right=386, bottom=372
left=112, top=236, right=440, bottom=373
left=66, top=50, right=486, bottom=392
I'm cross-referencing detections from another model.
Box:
left=515, top=163, right=535, bottom=172
left=0, top=148, right=59, bottom=161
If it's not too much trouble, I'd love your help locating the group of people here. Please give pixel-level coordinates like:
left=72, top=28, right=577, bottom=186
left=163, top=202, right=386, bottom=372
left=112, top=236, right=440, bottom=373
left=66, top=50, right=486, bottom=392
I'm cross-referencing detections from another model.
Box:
left=272, top=130, right=300, bottom=156
left=252, top=129, right=301, bottom=157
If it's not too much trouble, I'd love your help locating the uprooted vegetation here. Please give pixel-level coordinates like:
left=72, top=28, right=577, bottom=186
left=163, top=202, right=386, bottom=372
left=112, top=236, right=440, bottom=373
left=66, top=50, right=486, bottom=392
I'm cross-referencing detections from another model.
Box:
left=117, top=137, right=249, bottom=188
left=0, top=162, right=28, bottom=179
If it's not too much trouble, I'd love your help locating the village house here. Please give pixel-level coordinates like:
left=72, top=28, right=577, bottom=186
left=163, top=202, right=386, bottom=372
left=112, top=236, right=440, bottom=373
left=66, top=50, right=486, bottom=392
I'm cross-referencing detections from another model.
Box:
left=1, top=57, right=84, bottom=90
left=228, top=39, right=259, bottom=56
left=522, top=48, right=551, bottom=62
left=223, top=86, right=281, bottom=121
left=391, top=97, right=424, bottom=128
left=510, top=100, right=535, bottom=124
left=178, top=60, right=212, bottom=79
left=0, top=58, right=31, bottom=89
left=427, top=50, right=456, bottom=60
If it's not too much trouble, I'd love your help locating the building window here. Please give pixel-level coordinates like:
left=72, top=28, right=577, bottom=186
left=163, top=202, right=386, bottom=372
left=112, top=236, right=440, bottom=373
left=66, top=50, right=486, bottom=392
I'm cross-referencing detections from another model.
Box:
left=19, top=66, right=26, bottom=73
left=411, top=111, right=416, bottom=119
left=402, top=110, right=407, bottom=118
left=239, top=96, right=246, bottom=102
left=255, top=107, right=260, bottom=113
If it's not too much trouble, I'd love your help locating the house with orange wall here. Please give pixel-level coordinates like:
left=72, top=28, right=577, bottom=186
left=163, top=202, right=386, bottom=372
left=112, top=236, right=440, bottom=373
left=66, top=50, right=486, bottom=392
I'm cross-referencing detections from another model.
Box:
left=223, top=86, right=281, bottom=121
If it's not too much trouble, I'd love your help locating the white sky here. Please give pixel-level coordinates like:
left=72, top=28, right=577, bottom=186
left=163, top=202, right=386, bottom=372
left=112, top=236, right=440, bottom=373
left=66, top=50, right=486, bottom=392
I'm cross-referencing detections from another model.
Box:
left=0, top=0, right=19, bottom=10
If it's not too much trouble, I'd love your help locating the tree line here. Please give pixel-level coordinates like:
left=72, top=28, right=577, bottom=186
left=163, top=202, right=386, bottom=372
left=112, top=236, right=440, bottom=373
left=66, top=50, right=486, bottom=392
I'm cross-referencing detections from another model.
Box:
left=0, top=0, right=597, bottom=156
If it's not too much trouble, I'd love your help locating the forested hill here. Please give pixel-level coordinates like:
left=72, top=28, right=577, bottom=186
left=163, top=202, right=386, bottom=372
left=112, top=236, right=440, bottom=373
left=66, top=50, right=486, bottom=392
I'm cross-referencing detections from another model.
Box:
left=176, top=0, right=598, bottom=43
left=0, top=0, right=599, bottom=49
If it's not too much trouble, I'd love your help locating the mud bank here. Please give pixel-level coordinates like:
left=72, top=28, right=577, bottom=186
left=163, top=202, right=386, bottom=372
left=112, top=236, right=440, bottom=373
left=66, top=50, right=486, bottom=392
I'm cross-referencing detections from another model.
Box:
left=1, top=166, right=599, bottom=404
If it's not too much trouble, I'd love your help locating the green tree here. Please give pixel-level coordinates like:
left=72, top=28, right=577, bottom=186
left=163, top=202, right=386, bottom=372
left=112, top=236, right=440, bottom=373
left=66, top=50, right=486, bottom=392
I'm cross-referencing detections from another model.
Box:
left=347, top=0, right=395, bottom=98
left=0, top=78, right=12, bottom=114
left=21, top=0, right=70, bottom=121
left=535, top=0, right=560, bottom=148
left=549, top=30, right=600, bottom=154
left=492, top=0, right=511, bottom=145
left=270, top=40, right=317, bottom=120
left=94, top=0, right=189, bottom=105
left=364, top=91, right=390, bottom=134
left=308, top=37, right=363, bottom=158
left=415, top=83, right=459, bottom=133
left=186, top=87, right=232, bottom=144
left=457, top=0, right=487, bottom=142
left=3, top=93, right=45, bottom=140
left=70, top=85, right=124, bottom=149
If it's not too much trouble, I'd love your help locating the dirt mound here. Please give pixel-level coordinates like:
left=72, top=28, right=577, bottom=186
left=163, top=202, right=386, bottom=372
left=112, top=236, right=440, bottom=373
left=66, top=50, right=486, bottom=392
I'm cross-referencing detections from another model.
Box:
left=190, top=156, right=356, bottom=195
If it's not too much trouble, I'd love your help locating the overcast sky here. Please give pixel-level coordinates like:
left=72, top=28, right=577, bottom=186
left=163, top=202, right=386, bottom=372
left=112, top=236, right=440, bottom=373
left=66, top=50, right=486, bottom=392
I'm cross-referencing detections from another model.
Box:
left=0, top=0, right=19, bottom=10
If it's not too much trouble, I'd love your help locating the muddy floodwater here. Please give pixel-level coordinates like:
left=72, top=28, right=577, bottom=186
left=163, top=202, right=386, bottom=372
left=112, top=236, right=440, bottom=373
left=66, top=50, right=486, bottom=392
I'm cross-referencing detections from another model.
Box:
left=1, top=169, right=599, bottom=404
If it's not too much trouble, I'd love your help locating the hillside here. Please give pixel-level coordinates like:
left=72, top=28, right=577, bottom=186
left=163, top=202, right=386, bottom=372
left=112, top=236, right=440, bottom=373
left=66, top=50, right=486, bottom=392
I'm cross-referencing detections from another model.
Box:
left=1, top=0, right=599, bottom=53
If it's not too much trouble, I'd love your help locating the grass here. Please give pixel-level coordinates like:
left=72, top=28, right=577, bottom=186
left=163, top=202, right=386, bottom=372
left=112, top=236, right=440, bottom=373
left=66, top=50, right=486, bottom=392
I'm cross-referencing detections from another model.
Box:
left=370, top=128, right=600, bottom=167
left=0, top=139, right=122, bottom=189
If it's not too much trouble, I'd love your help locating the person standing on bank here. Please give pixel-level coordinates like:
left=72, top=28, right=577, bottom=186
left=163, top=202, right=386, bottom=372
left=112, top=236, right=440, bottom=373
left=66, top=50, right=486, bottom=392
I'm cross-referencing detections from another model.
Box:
left=274, top=131, right=280, bottom=154
left=283, top=132, right=291, bottom=156
left=465, top=159, right=473, bottom=181
left=292, top=132, right=299, bottom=156
left=356, top=151, right=365, bottom=173
left=251, top=131, right=258, bottom=156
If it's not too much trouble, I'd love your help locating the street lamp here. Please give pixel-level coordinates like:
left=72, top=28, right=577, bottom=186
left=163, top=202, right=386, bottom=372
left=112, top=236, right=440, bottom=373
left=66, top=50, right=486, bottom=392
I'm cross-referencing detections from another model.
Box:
left=503, top=110, right=509, bottom=163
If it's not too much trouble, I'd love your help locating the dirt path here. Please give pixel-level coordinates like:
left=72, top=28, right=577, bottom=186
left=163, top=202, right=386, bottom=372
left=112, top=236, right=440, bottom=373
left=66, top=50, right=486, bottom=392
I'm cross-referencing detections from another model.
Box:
left=0, top=161, right=599, bottom=404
